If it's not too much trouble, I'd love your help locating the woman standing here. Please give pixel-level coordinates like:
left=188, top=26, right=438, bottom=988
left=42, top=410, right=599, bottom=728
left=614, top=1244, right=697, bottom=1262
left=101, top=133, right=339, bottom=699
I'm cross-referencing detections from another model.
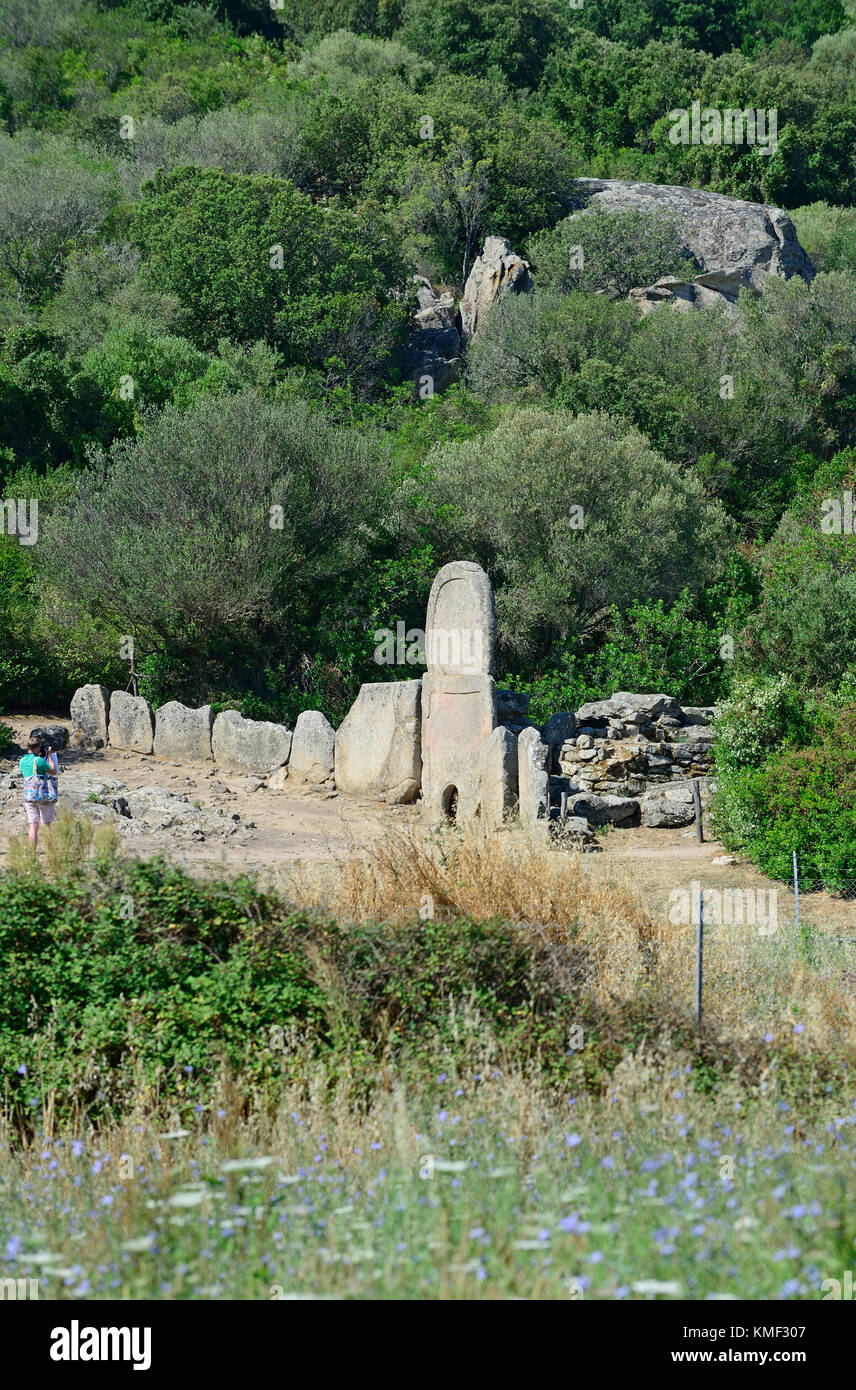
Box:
left=20, top=737, right=60, bottom=848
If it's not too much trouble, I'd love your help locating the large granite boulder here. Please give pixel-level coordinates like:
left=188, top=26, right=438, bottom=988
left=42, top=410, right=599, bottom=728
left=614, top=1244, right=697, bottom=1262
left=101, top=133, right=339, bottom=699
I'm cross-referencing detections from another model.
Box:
left=289, top=709, right=335, bottom=783
left=401, top=277, right=462, bottom=394
left=154, top=702, right=214, bottom=763
left=108, top=691, right=154, bottom=754
left=460, top=236, right=532, bottom=344
left=212, top=710, right=292, bottom=775
left=70, top=684, right=110, bottom=750
left=569, top=179, right=815, bottom=310
left=334, top=680, right=421, bottom=804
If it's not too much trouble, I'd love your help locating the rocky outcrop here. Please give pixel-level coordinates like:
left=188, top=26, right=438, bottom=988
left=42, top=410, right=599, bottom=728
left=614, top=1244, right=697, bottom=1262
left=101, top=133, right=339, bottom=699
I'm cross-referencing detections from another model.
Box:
left=570, top=178, right=815, bottom=311
left=460, top=237, right=532, bottom=344
left=629, top=275, right=740, bottom=314
left=334, top=680, right=421, bottom=804
left=211, top=710, right=292, bottom=775
left=401, top=277, right=462, bottom=393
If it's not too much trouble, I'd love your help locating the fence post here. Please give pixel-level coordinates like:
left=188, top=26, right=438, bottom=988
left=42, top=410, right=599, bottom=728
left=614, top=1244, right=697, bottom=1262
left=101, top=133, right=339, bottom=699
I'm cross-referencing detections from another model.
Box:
left=693, top=777, right=703, bottom=843
left=695, top=886, right=704, bottom=1030
left=793, top=849, right=800, bottom=931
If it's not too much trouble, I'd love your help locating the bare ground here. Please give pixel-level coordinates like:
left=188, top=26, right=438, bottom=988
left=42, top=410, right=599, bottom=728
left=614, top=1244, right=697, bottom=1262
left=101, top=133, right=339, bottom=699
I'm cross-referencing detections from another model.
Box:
left=2, top=712, right=853, bottom=932
left=0, top=714, right=415, bottom=884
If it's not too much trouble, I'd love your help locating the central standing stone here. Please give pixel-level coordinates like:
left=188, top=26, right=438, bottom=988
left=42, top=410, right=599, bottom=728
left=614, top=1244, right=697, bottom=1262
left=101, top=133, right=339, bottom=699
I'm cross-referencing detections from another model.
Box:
left=421, top=561, right=497, bottom=822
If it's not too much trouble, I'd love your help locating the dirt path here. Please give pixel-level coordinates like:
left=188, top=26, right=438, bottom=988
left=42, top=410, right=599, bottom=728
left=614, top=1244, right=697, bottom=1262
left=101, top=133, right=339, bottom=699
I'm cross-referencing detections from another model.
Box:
left=0, top=713, right=418, bottom=881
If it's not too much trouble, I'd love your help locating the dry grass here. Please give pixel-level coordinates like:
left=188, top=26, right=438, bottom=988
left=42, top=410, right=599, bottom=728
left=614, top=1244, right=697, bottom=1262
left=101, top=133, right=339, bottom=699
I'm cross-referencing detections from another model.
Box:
left=281, top=821, right=658, bottom=1006
left=4, top=807, right=121, bottom=880
left=281, top=819, right=856, bottom=1056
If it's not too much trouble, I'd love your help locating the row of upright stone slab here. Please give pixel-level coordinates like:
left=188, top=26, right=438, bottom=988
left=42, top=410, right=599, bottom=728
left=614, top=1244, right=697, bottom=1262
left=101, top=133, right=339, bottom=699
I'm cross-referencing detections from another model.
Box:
left=68, top=560, right=713, bottom=832
left=69, top=686, right=334, bottom=782
left=67, top=565, right=535, bottom=825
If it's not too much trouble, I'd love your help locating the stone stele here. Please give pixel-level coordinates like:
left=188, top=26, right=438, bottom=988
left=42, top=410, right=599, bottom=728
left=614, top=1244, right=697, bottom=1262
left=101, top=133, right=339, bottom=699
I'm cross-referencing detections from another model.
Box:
left=421, top=560, right=497, bottom=822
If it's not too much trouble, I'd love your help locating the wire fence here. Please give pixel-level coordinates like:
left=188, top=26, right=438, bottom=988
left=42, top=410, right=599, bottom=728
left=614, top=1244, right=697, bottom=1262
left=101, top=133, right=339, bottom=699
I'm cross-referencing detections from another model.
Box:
left=574, top=849, right=856, bottom=1031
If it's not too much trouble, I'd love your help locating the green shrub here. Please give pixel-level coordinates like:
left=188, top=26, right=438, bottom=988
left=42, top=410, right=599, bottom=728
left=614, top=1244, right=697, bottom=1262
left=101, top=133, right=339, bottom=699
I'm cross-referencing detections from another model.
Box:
left=739, top=448, right=856, bottom=686
left=712, top=675, right=812, bottom=774
left=791, top=201, right=856, bottom=272
left=39, top=390, right=395, bottom=702
left=0, top=854, right=584, bottom=1122
left=712, top=708, right=856, bottom=887
left=410, top=406, right=732, bottom=667
left=468, top=274, right=856, bottom=536
left=515, top=586, right=746, bottom=724
left=528, top=207, right=693, bottom=298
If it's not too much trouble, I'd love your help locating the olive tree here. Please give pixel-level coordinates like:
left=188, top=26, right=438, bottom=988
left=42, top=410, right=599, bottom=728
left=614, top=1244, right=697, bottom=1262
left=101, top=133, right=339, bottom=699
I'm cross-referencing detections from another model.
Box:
left=0, top=132, right=117, bottom=305
left=410, top=407, right=733, bottom=663
left=38, top=390, right=393, bottom=684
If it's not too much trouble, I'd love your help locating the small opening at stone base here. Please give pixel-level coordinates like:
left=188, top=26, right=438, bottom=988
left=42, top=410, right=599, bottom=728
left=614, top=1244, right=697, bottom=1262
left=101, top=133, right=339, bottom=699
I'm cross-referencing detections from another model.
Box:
left=441, top=785, right=458, bottom=821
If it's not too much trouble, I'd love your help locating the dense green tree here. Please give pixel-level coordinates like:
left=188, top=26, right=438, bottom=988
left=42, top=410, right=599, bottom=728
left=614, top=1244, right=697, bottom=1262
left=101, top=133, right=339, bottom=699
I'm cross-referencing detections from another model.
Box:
left=131, top=166, right=409, bottom=387
left=568, top=0, right=847, bottom=54
left=397, top=0, right=569, bottom=88
left=406, top=407, right=732, bottom=663
left=0, top=327, right=117, bottom=480
left=38, top=390, right=396, bottom=694
left=736, top=450, right=856, bottom=688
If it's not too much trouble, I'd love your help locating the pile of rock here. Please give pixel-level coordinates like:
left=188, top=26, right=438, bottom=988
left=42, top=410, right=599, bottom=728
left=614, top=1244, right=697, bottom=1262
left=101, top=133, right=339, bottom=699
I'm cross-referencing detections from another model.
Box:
left=401, top=277, right=462, bottom=393
left=0, top=768, right=256, bottom=845
left=553, top=692, right=716, bottom=830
